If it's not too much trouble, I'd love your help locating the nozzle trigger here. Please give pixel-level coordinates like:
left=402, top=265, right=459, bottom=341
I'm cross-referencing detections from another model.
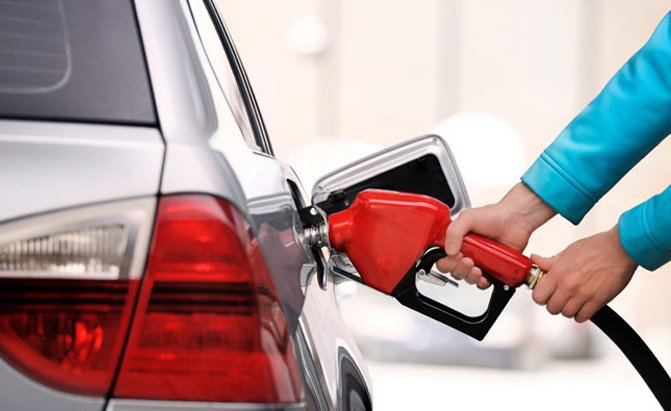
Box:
left=417, top=268, right=459, bottom=288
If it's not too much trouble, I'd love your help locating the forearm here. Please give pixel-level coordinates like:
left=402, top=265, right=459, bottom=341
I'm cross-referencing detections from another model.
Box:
left=500, top=182, right=557, bottom=233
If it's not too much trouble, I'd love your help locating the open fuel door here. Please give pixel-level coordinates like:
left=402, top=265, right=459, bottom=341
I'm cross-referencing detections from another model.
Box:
left=311, top=134, right=470, bottom=217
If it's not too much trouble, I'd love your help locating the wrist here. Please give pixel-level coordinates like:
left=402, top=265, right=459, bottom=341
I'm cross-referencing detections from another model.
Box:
left=503, top=183, right=557, bottom=233
left=609, top=225, right=637, bottom=268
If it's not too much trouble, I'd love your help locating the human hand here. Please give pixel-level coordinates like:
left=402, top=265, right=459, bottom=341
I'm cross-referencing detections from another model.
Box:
left=436, top=183, right=556, bottom=288
left=531, top=225, right=638, bottom=323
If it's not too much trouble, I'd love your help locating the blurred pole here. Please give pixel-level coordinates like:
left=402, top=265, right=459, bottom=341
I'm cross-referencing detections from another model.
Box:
left=578, top=0, right=601, bottom=101
left=316, top=0, right=340, bottom=138
left=436, top=0, right=463, bottom=120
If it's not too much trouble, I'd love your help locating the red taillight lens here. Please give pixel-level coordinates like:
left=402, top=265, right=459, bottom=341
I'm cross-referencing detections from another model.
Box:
left=113, top=195, right=301, bottom=403
left=0, top=215, right=144, bottom=396
left=0, top=279, right=139, bottom=395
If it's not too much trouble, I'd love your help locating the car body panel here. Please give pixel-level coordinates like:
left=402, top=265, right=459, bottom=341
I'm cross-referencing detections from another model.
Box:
left=0, top=357, right=104, bottom=411
left=134, top=0, right=247, bottom=211
left=300, top=267, right=372, bottom=409
left=0, top=120, right=163, bottom=223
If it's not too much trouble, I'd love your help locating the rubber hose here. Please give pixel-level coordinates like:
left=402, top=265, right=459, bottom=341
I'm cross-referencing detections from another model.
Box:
left=591, top=305, right=671, bottom=408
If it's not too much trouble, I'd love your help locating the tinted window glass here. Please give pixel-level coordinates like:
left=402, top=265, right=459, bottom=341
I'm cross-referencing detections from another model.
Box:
left=0, top=0, right=155, bottom=125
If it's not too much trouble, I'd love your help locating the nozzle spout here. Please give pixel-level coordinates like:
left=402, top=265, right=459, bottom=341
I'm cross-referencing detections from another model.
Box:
left=303, top=222, right=330, bottom=249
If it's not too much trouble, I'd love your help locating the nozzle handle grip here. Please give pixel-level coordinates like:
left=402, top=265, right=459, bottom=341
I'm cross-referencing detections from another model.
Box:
left=462, top=233, right=532, bottom=288
left=392, top=247, right=516, bottom=341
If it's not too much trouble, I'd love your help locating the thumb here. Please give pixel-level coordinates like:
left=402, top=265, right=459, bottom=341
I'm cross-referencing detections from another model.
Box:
left=445, top=211, right=476, bottom=255
left=531, top=254, right=556, bottom=271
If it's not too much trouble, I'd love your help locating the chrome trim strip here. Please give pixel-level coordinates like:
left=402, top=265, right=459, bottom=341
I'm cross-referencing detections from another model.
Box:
left=106, top=399, right=305, bottom=411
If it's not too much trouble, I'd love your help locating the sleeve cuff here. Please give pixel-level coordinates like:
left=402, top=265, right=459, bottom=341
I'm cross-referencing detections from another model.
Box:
left=618, top=201, right=671, bottom=270
left=521, top=154, right=595, bottom=225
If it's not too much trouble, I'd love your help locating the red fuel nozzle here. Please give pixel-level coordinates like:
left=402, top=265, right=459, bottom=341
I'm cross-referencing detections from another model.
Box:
left=322, top=189, right=542, bottom=340
left=327, top=189, right=540, bottom=293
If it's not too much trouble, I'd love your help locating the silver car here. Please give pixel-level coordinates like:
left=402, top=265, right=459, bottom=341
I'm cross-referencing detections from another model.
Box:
left=0, top=1, right=470, bottom=410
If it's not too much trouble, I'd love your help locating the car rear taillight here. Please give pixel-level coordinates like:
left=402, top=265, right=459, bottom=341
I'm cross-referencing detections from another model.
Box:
left=113, top=195, right=302, bottom=403
left=0, top=278, right=138, bottom=395
left=0, top=199, right=155, bottom=396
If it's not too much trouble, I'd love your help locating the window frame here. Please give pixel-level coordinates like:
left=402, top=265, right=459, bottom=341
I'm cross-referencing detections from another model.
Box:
left=198, top=0, right=274, bottom=156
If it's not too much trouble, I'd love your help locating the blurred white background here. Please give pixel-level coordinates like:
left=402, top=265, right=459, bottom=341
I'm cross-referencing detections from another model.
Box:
left=219, top=1, right=671, bottom=409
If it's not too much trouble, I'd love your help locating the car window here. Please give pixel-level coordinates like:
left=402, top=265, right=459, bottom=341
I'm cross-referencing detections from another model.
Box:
left=0, top=0, right=155, bottom=125
left=192, top=0, right=273, bottom=155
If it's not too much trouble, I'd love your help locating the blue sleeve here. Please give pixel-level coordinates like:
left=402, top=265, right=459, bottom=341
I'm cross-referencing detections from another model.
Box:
left=618, top=185, right=671, bottom=270
left=521, top=12, right=671, bottom=269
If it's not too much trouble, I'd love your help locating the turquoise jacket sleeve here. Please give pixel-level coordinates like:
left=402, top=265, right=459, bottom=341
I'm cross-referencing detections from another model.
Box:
left=521, top=12, right=671, bottom=270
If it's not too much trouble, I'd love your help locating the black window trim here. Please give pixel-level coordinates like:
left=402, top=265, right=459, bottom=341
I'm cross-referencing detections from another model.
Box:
left=202, top=0, right=274, bottom=156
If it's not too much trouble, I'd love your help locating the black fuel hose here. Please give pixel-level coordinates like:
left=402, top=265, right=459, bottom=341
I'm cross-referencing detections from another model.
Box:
left=591, top=305, right=671, bottom=408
